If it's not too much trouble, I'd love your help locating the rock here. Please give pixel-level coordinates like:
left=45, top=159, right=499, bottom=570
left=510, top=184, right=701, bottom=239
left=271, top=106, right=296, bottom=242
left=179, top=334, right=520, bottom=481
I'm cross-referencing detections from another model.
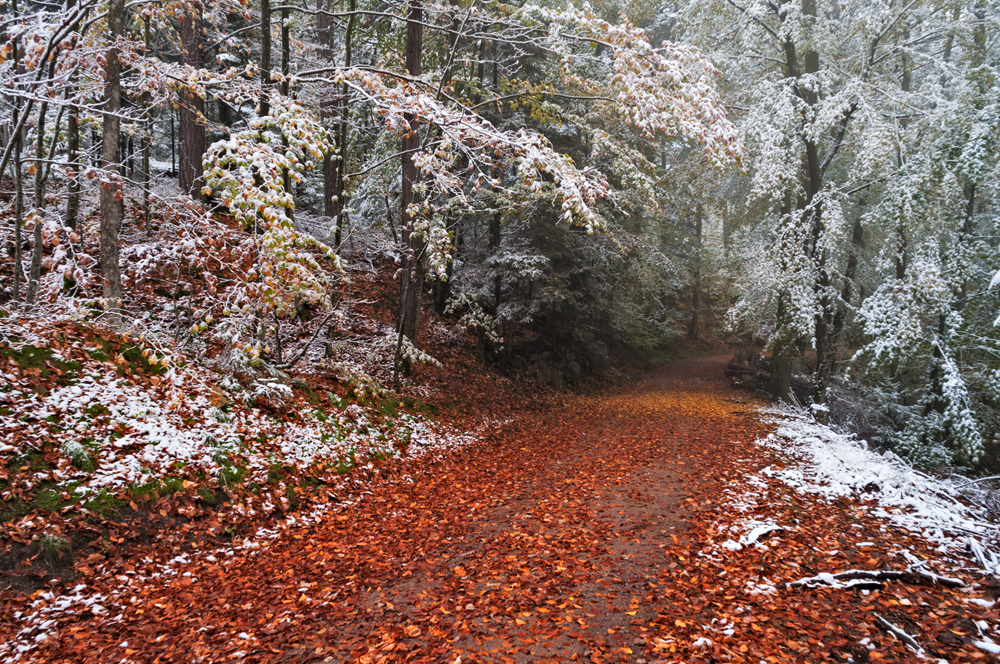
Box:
left=551, top=370, right=564, bottom=388
left=535, top=360, right=551, bottom=386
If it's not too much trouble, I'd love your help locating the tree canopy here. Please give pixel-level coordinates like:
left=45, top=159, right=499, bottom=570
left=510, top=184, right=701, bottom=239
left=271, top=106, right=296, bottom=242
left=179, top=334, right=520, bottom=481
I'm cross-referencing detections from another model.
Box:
left=0, top=0, right=998, bottom=470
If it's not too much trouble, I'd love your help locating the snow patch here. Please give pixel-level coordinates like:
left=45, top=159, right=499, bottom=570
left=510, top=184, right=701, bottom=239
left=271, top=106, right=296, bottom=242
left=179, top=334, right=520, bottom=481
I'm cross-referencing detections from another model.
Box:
left=757, top=406, right=1000, bottom=569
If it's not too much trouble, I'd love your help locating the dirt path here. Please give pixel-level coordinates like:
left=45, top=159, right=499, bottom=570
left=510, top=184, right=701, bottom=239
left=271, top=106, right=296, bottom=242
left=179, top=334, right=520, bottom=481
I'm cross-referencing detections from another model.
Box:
left=16, top=356, right=990, bottom=663
left=3, top=355, right=778, bottom=663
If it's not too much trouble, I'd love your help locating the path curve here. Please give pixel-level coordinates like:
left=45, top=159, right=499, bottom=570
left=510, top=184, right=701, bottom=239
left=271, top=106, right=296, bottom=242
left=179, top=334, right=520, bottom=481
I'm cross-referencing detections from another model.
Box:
left=6, top=356, right=769, bottom=663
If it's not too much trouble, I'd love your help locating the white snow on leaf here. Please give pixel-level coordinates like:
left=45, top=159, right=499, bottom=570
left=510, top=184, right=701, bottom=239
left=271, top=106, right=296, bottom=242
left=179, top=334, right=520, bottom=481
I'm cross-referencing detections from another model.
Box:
left=966, top=598, right=996, bottom=609
left=989, top=268, right=1000, bottom=291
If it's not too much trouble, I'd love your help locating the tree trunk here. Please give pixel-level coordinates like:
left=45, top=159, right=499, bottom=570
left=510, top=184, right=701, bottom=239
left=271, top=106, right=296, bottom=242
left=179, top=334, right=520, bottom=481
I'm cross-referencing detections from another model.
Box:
left=65, top=0, right=80, bottom=230
left=333, top=0, right=356, bottom=248
left=398, top=0, right=424, bottom=343
left=279, top=3, right=293, bottom=220
left=11, top=129, right=23, bottom=305
left=491, top=211, right=501, bottom=314
left=770, top=295, right=793, bottom=403
left=280, top=5, right=290, bottom=98
left=9, top=31, right=23, bottom=305
left=26, top=57, right=56, bottom=305
left=832, top=216, right=863, bottom=340
left=688, top=208, right=703, bottom=340
left=770, top=347, right=793, bottom=403
left=433, top=215, right=458, bottom=315
left=142, top=15, right=152, bottom=236
left=99, top=0, right=125, bottom=321
left=319, top=0, right=336, bottom=218
left=259, top=0, right=271, bottom=117
left=800, top=0, right=835, bottom=413
left=178, top=8, right=206, bottom=198
left=688, top=285, right=701, bottom=340
left=169, top=108, right=175, bottom=174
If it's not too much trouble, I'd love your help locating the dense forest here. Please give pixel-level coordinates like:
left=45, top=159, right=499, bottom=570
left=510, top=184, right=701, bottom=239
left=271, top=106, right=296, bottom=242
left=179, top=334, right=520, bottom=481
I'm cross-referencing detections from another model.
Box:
left=4, top=1, right=1000, bottom=661
left=0, top=0, right=998, bottom=474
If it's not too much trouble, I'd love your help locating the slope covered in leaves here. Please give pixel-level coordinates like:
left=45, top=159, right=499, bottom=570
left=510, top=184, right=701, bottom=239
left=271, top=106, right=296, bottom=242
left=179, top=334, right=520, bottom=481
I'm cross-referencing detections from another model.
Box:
left=3, top=356, right=1000, bottom=663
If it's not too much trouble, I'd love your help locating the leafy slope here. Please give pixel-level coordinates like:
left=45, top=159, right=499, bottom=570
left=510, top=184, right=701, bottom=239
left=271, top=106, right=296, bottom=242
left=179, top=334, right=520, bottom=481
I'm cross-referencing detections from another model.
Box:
left=2, top=356, right=1000, bottom=662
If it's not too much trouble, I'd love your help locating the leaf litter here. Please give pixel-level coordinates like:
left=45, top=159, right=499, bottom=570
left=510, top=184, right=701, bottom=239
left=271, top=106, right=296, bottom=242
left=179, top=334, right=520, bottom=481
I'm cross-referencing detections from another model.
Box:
left=3, top=356, right=1000, bottom=662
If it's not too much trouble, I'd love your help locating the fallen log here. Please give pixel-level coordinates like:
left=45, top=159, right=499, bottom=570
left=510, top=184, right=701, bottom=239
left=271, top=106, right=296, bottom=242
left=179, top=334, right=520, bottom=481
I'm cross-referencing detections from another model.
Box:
left=725, top=363, right=768, bottom=377
left=779, top=568, right=964, bottom=591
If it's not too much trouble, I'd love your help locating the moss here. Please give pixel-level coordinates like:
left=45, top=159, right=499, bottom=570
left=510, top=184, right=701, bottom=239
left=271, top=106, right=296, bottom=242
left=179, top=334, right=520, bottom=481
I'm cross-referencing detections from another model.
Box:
left=0, top=497, right=31, bottom=523
left=0, top=344, right=81, bottom=384
left=64, top=441, right=97, bottom=472
left=90, top=339, right=168, bottom=377
left=336, top=451, right=356, bottom=475
left=197, top=487, right=217, bottom=505
left=12, top=449, right=51, bottom=472
left=268, top=463, right=286, bottom=484
left=86, top=348, right=112, bottom=362
left=291, top=378, right=318, bottom=403
left=131, top=477, right=185, bottom=501
left=403, top=396, right=439, bottom=417
left=82, top=489, right=129, bottom=521
left=217, top=460, right=246, bottom=488
left=85, top=403, right=110, bottom=418
left=378, top=398, right=400, bottom=419
left=34, top=487, right=69, bottom=513
left=1, top=480, right=83, bottom=521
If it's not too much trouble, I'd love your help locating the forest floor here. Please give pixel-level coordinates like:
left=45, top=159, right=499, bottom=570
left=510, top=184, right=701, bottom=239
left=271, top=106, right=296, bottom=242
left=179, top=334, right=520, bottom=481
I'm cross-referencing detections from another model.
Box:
left=3, top=355, right=1000, bottom=663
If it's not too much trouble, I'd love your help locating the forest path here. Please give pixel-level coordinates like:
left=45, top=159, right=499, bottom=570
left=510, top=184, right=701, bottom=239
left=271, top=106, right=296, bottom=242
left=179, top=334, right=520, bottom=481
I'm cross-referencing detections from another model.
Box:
left=12, top=355, right=782, bottom=663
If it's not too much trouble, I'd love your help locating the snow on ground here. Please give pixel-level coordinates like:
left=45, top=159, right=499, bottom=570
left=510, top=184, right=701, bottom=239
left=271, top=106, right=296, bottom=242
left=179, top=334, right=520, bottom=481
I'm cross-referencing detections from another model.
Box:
left=759, top=406, right=1000, bottom=569
left=1, top=413, right=492, bottom=664
left=716, top=404, right=1000, bottom=577
left=1, top=316, right=483, bottom=530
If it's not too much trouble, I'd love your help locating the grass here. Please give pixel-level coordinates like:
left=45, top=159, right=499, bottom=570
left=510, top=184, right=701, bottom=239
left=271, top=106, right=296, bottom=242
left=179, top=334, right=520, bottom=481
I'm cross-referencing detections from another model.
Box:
left=64, top=440, right=98, bottom=472
left=36, top=534, right=72, bottom=568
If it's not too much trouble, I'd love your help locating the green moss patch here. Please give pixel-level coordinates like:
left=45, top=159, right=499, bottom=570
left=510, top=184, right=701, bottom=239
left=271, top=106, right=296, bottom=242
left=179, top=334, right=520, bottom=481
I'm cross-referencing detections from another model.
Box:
left=0, top=344, right=81, bottom=384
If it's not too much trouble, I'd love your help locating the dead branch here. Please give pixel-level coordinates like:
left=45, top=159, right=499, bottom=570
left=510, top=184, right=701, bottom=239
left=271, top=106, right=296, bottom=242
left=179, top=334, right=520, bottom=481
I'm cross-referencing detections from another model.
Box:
left=780, top=568, right=964, bottom=591
left=875, top=613, right=925, bottom=655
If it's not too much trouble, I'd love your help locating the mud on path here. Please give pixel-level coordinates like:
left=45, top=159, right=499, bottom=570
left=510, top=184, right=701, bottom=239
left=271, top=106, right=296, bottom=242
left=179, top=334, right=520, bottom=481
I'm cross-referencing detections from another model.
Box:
left=3, top=357, right=771, bottom=663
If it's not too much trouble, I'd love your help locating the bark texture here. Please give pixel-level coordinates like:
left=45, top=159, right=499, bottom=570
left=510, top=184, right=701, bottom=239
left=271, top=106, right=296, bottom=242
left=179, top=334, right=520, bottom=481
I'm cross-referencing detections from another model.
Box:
left=398, top=0, right=424, bottom=342
left=99, top=0, right=125, bottom=319
left=178, top=9, right=206, bottom=198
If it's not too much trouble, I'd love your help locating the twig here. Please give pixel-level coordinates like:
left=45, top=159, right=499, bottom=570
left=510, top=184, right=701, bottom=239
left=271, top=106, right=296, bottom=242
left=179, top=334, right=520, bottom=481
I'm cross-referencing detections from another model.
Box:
left=953, top=475, right=1000, bottom=486
left=277, top=310, right=337, bottom=370
left=875, top=613, right=925, bottom=655
left=967, top=537, right=999, bottom=572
